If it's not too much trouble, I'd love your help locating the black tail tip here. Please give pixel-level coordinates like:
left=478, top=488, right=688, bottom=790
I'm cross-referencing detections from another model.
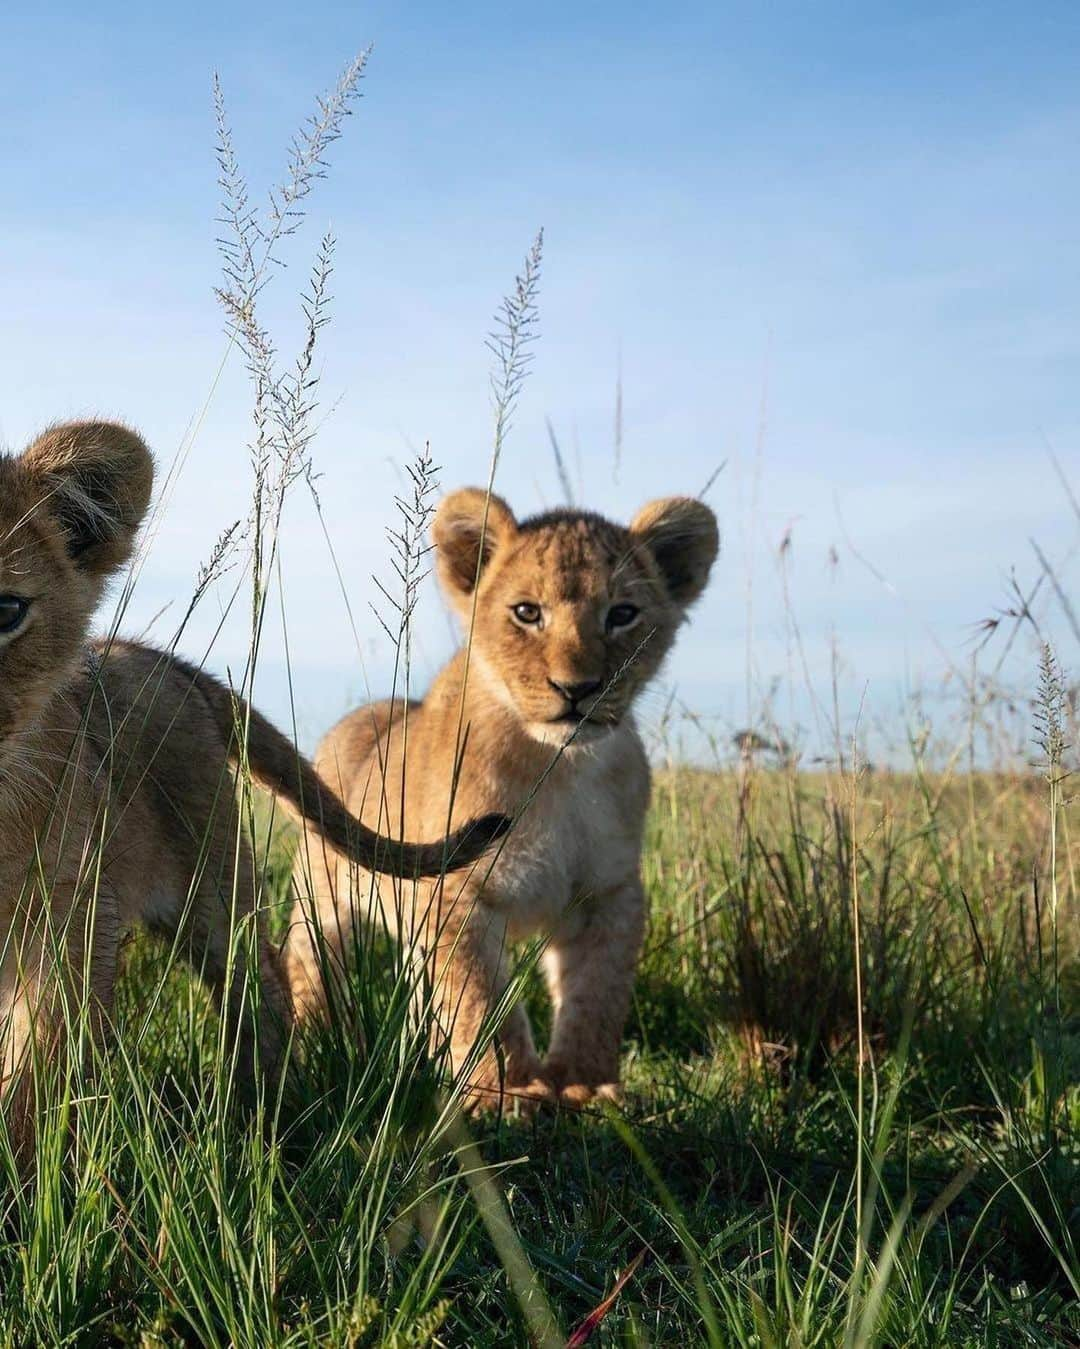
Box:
left=472, top=812, right=512, bottom=845
left=439, top=812, right=513, bottom=872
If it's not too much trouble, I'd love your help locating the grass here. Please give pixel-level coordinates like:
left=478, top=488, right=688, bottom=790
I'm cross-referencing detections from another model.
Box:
left=0, top=759, right=1076, bottom=1346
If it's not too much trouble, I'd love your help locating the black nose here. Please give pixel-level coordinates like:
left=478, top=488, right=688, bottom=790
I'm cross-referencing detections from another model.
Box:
left=549, top=678, right=603, bottom=705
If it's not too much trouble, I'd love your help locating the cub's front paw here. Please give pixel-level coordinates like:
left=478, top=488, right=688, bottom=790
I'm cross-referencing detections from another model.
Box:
left=540, top=1059, right=625, bottom=1111
left=459, top=1064, right=556, bottom=1118
left=557, top=1080, right=624, bottom=1110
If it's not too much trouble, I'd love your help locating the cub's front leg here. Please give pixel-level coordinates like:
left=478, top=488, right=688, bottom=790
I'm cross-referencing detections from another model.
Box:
left=540, top=877, right=646, bottom=1108
left=0, top=883, right=121, bottom=1174
left=427, top=889, right=548, bottom=1114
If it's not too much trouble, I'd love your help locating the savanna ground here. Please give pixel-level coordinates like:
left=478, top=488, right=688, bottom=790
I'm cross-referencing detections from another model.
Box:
left=0, top=751, right=1077, bottom=1346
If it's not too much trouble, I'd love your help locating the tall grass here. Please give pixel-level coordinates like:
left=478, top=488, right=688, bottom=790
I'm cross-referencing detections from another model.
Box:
left=0, top=52, right=1077, bottom=1348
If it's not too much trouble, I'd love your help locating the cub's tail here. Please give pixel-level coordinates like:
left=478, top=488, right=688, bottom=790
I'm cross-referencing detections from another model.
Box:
left=175, top=657, right=508, bottom=876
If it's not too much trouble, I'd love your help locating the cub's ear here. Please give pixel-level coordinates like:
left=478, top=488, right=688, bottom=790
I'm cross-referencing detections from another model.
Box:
left=433, top=488, right=517, bottom=600
left=629, top=497, right=719, bottom=606
left=20, top=421, right=154, bottom=575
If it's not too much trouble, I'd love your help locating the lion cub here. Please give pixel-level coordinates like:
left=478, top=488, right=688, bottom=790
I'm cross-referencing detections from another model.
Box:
left=286, top=488, right=718, bottom=1110
left=0, top=422, right=504, bottom=1162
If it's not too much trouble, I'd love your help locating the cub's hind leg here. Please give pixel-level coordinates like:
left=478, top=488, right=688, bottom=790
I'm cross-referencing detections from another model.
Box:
left=284, top=844, right=358, bottom=1023
left=161, top=803, right=292, bottom=1094
left=284, top=696, right=414, bottom=1022
left=541, top=879, right=645, bottom=1108
left=207, top=843, right=290, bottom=1092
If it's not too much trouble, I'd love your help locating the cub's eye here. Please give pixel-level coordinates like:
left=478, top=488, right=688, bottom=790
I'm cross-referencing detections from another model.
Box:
left=606, top=603, right=640, bottom=631
left=511, top=602, right=542, bottom=626
left=0, top=596, right=30, bottom=635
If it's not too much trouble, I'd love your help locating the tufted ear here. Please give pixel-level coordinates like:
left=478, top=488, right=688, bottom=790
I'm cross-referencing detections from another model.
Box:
left=629, top=497, right=719, bottom=606
left=433, top=487, right=518, bottom=601
left=20, top=421, right=154, bottom=577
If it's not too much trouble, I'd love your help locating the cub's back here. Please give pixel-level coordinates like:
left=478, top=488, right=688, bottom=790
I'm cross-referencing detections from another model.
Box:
left=313, top=698, right=419, bottom=820
left=86, top=641, right=245, bottom=898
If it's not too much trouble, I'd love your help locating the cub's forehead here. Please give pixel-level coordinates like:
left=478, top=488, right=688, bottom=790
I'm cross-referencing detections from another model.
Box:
left=495, top=512, right=646, bottom=601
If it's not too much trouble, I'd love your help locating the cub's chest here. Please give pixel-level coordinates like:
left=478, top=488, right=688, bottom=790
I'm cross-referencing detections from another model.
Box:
left=484, top=745, right=646, bottom=932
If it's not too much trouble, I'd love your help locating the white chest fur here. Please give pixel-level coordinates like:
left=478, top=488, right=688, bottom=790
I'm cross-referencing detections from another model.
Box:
left=484, top=727, right=648, bottom=941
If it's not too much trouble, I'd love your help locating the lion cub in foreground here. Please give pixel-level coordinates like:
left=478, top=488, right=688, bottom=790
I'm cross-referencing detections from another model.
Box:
left=0, top=422, right=503, bottom=1162
left=286, top=488, right=718, bottom=1110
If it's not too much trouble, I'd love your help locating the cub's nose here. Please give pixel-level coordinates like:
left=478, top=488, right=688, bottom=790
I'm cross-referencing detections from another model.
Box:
left=548, top=677, right=603, bottom=706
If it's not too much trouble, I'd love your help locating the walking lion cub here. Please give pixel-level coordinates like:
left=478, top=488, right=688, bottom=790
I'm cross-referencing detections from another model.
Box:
left=0, top=422, right=504, bottom=1163
left=286, top=487, right=718, bottom=1110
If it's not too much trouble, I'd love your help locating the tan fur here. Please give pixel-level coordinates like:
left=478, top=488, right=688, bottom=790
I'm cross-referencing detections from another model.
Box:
left=0, top=422, right=505, bottom=1165
left=285, top=489, right=718, bottom=1110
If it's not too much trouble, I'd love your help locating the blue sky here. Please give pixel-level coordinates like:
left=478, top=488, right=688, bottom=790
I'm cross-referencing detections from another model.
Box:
left=3, top=2, right=1078, bottom=764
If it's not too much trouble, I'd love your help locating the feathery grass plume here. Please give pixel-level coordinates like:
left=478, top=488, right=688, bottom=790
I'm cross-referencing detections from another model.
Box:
left=214, top=52, right=364, bottom=570
left=370, top=445, right=441, bottom=651
left=486, top=228, right=543, bottom=476
left=1034, top=642, right=1067, bottom=786
left=214, top=52, right=367, bottom=278
left=1033, top=643, right=1069, bottom=1015
left=269, top=52, right=370, bottom=238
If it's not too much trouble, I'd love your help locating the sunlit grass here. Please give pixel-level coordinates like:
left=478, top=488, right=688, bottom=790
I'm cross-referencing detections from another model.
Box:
left=1, top=762, right=1076, bottom=1345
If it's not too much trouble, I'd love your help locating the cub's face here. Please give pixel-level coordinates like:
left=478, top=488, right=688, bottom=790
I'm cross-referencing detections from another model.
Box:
left=0, top=423, right=152, bottom=757
left=434, top=490, right=718, bottom=747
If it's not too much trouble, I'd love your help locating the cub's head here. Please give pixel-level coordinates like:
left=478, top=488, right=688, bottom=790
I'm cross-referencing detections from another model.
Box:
left=0, top=421, right=153, bottom=748
left=434, top=489, right=718, bottom=747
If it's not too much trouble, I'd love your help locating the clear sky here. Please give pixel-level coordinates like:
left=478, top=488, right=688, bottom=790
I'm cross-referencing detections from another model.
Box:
left=3, top=2, right=1078, bottom=765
